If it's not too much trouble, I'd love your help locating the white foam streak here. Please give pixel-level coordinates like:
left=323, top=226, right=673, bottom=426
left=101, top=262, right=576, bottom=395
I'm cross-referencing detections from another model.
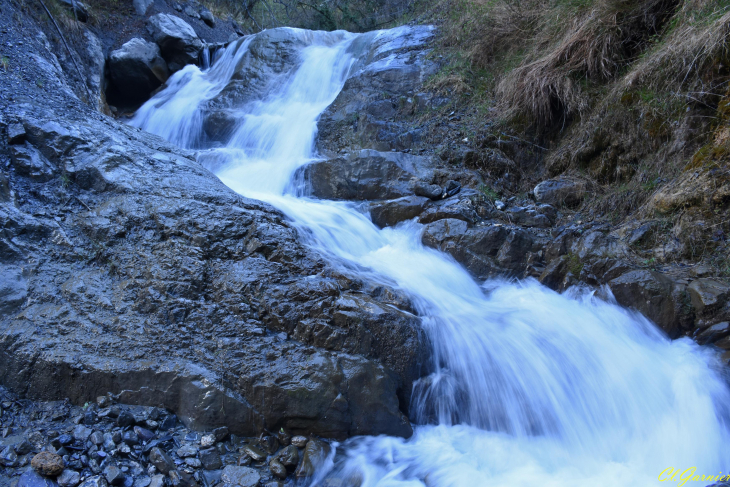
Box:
left=131, top=27, right=730, bottom=487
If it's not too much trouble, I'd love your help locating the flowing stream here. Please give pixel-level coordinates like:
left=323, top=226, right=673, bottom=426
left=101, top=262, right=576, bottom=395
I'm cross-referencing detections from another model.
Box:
left=131, top=27, right=730, bottom=486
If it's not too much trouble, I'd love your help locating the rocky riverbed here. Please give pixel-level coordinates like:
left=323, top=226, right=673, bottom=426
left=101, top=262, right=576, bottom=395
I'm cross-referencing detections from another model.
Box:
left=0, top=386, right=332, bottom=487
left=1, top=0, right=730, bottom=486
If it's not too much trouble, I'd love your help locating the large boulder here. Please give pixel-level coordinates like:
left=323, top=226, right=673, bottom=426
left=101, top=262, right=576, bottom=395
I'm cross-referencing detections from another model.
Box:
left=533, top=178, right=586, bottom=207
left=688, top=278, right=730, bottom=315
left=108, top=38, right=169, bottom=106
left=299, top=150, right=433, bottom=201
left=608, top=270, right=692, bottom=337
left=0, top=101, right=424, bottom=440
left=146, top=14, right=203, bottom=72
left=369, top=196, right=430, bottom=228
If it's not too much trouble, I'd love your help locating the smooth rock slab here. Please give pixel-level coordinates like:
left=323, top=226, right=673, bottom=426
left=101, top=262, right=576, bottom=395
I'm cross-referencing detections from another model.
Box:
left=108, top=38, right=169, bottom=106
left=220, top=466, right=260, bottom=487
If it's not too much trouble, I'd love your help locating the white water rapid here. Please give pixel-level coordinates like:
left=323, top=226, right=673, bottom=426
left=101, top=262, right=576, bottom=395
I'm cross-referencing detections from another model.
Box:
left=131, top=27, right=730, bottom=487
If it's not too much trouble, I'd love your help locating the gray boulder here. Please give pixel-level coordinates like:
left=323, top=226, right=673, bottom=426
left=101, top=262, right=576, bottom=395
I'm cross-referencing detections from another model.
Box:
left=108, top=38, right=169, bottom=106
left=608, top=270, right=692, bottom=338
left=369, top=196, right=430, bottom=228
left=146, top=14, right=203, bottom=72
left=9, top=143, right=54, bottom=181
left=533, top=178, right=586, bottom=207
left=300, top=150, right=433, bottom=201
left=688, top=278, right=730, bottom=315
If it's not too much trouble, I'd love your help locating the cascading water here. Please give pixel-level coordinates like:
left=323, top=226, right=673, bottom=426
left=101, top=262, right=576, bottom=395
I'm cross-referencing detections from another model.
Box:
left=131, top=27, right=730, bottom=486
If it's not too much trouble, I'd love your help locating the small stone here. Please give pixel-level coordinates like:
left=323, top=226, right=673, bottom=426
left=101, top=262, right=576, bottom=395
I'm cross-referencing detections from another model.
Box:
left=290, top=436, right=308, bottom=448
left=414, top=181, right=442, bottom=200
left=220, top=466, right=260, bottom=487
left=185, top=457, right=202, bottom=468
left=176, top=445, right=197, bottom=458
left=96, top=397, right=110, bottom=408
left=148, top=475, right=165, bottom=487
left=73, top=425, right=92, bottom=442
left=212, top=427, right=228, bottom=442
left=84, top=412, right=97, bottom=425
left=132, top=477, right=151, bottom=487
left=108, top=407, right=121, bottom=419
left=104, top=465, right=126, bottom=486
left=15, top=439, right=34, bottom=455
left=268, top=460, right=287, bottom=480
left=199, top=448, right=222, bottom=470
left=494, top=200, right=506, bottom=211
left=242, top=445, right=266, bottom=462
left=102, top=433, right=116, bottom=450
left=31, top=451, right=65, bottom=476
left=78, top=476, right=108, bottom=487
left=134, top=426, right=156, bottom=442
left=18, top=470, right=59, bottom=487
left=200, top=470, right=222, bottom=487
left=295, top=440, right=330, bottom=478
left=57, top=470, right=81, bottom=487
left=276, top=445, right=298, bottom=469
left=116, top=412, right=135, bottom=428
left=149, top=447, right=174, bottom=474
left=443, top=179, right=461, bottom=198
left=90, top=432, right=104, bottom=446
left=158, top=415, right=176, bottom=431
left=199, top=434, right=215, bottom=449
left=274, top=429, right=290, bottom=447
left=122, top=431, right=139, bottom=445
left=144, top=420, right=159, bottom=430
left=0, top=445, right=18, bottom=466
left=237, top=455, right=251, bottom=466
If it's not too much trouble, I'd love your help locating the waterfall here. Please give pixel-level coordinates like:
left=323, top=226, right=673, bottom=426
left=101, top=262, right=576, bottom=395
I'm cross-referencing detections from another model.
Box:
left=130, top=26, right=730, bottom=487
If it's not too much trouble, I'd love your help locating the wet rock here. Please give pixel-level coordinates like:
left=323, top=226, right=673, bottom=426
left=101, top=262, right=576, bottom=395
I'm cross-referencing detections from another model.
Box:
left=533, top=178, right=586, bottom=207
left=301, top=150, right=432, bottom=201
left=108, top=38, right=169, bottom=106
left=295, top=440, right=330, bottom=478
left=608, top=270, right=690, bottom=338
left=149, top=447, right=175, bottom=474
left=104, top=465, right=126, bottom=486
left=117, top=412, right=135, bottom=428
left=134, top=426, right=155, bottom=442
left=73, top=425, right=92, bottom=442
left=1, top=445, right=18, bottom=466
left=15, top=439, right=33, bottom=455
left=31, top=451, right=65, bottom=476
left=10, top=143, right=54, bottom=181
left=176, top=445, right=197, bottom=458
left=268, top=459, right=287, bottom=480
left=504, top=206, right=551, bottom=228
left=146, top=14, right=203, bottom=72
left=418, top=196, right=478, bottom=226
left=369, top=195, right=430, bottom=228
left=198, top=448, right=222, bottom=470
left=414, top=181, right=442, bottom=200
left=290, top=436, right=308, bottom=448
left=78, top=476, right=108, bottom=487
left=443, top=180, right=461, bottom=198
left=696, top=322, right=730, bottom=345
left=688, top=279, right=730, bottom=315
left=212, top=427, right=228, bottom=442
left=147, top=475, right=165, bottom=487
left=220, top=466, right=260, bottom=487
left=18, top=470, right=59, bottom=487
left=199, top=434, right=216, bottom=448
left=276, top=445, right=298, bottom=469
left=57, top=470, right=81, bottom=487
left=260, top=436, right=278, bottom=455
left=242, top=445, right=266, bottom=462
